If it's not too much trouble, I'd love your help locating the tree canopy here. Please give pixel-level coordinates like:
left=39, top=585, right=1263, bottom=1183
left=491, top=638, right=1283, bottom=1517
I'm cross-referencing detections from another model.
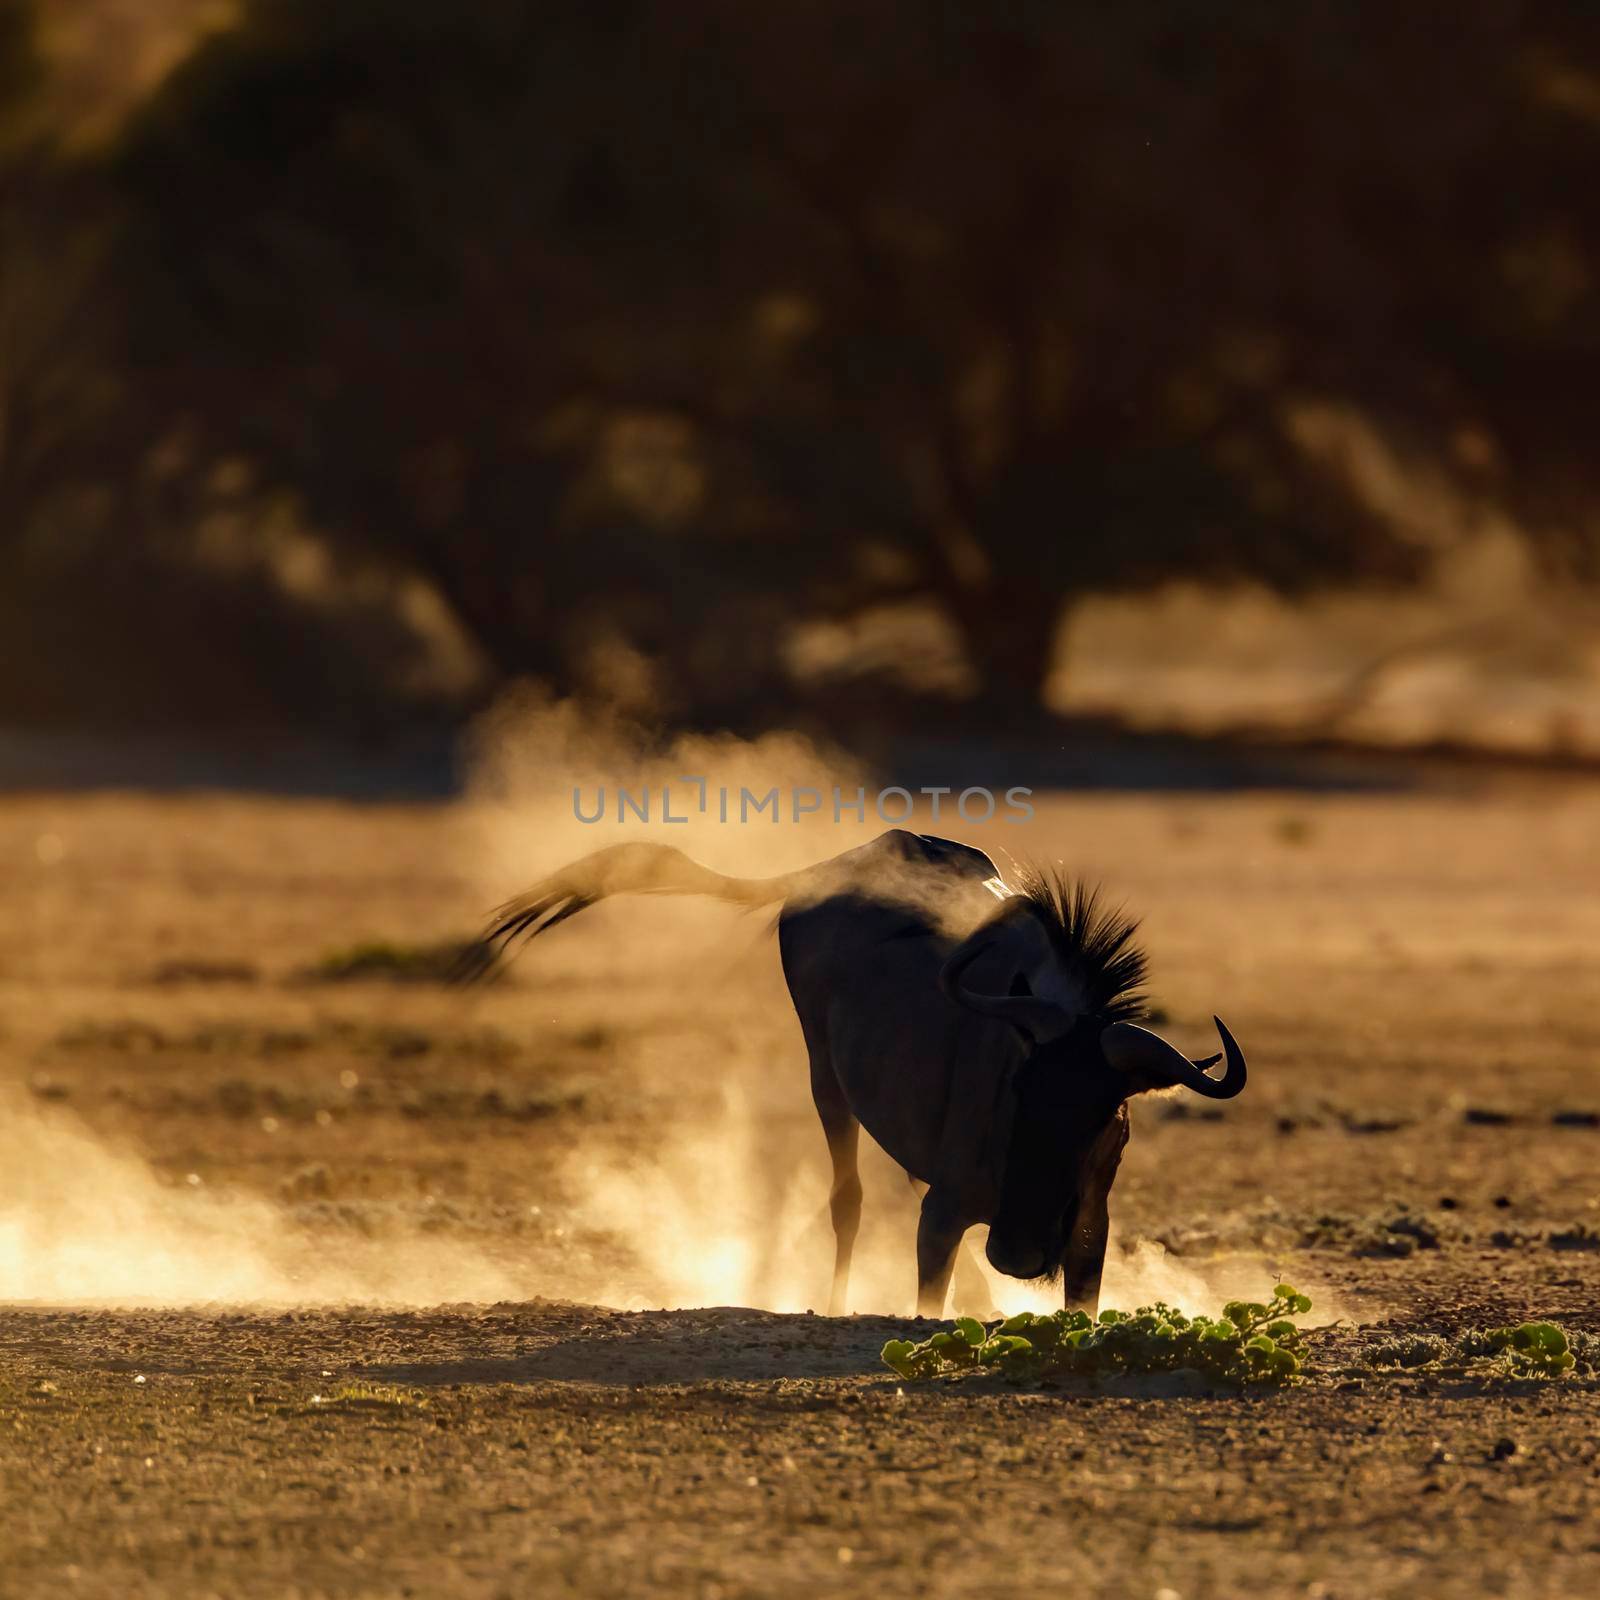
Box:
left=5, top=0, right=1599, bottom=728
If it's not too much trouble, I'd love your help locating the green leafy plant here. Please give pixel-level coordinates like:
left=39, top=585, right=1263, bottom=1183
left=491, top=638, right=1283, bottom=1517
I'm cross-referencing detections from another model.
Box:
left=882, top=1283, right=1314, bottom=1388
left=1456, top=1322, right=1580, bottom=1376
left=1366, top=1320, right=1591, bottom=1378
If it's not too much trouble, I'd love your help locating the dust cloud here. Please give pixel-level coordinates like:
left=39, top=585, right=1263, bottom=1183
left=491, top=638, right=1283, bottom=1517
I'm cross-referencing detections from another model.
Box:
left=526, top=1066, right=1342, bottom=1323
left=444, top=681, right=1342, bottom=1324
left=460, top=676, right=885, bottom=888
left=1, top=680, right=1337, bottom=1324
left=0, top=1084, right=1339, bottom=1322
left=0, top=1088, right=524, bottom=1306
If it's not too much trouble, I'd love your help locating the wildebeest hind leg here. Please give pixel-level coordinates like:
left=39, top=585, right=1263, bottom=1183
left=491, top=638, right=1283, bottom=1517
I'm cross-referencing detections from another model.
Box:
left=810, top=1065, right=861, bottom=1317
left=904, top=1175, right=995, bottom=1319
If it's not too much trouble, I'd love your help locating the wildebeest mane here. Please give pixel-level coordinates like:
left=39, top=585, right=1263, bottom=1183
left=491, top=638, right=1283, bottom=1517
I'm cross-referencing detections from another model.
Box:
left=1011, top=867, right=1149, bottom=1024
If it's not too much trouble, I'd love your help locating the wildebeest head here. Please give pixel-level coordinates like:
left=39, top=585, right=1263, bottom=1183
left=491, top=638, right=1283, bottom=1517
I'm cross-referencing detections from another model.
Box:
left=939, top=873, right=1246, bottom=1281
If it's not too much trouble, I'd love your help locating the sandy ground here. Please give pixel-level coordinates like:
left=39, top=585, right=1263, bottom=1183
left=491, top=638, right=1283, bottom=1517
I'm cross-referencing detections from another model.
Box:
left=3, top=777, right=1600, bottom=1598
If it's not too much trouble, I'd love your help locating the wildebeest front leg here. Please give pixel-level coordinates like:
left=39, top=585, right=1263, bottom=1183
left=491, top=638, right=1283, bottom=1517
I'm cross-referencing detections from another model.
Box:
left=1062, top=1192, right=1111, bottom=1314
left=915, top=1188, right=966, bottom=1318
left=1063, top=1105, right=1129, bottom=1314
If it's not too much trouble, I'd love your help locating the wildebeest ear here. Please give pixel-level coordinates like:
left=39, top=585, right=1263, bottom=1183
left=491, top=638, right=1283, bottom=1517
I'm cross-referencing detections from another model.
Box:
left=940, top=900, right=1079, bottom=1044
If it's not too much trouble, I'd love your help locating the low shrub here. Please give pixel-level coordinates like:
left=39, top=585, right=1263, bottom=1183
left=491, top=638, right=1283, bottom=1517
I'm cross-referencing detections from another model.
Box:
left=882, top=1283, right=1313, bottom=1388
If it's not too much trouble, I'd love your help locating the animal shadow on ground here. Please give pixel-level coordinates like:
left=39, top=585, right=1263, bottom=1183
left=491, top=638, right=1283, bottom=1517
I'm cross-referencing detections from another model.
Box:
left=365, top=1307, right=919, bottom=1387
left=371, top=1316, right=1556, bottom=1403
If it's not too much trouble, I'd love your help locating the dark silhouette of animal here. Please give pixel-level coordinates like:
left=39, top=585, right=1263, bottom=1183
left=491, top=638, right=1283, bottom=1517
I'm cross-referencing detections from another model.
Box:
left=464, top=829, right=1246, bottom=1317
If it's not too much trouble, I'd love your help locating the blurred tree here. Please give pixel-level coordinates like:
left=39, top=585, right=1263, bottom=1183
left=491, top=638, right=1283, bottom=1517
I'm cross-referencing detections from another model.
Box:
left=106, top=0, right=1600, bottom=723
left=0, top=2, right=105, bottom=554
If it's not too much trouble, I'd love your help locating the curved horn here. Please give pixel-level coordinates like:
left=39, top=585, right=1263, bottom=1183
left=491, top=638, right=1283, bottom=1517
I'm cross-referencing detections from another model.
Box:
left=939, top=919, right=1076, bottom=1045
left=1100, top=1015, right=1248, bottom=1099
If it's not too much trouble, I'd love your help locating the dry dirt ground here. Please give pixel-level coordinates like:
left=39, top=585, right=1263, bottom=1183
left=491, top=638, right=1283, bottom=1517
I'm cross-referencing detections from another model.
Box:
left=2, top=780, right=1599, bottom=1598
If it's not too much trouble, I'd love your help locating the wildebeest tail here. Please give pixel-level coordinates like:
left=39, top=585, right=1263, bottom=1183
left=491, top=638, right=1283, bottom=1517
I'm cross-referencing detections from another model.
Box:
left=452, top=842, right=803, bottom=982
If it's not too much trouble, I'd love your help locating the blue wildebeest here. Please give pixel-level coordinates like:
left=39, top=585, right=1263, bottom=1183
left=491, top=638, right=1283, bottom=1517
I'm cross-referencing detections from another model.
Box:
left=464, top=828, right=1246, bottom=1317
